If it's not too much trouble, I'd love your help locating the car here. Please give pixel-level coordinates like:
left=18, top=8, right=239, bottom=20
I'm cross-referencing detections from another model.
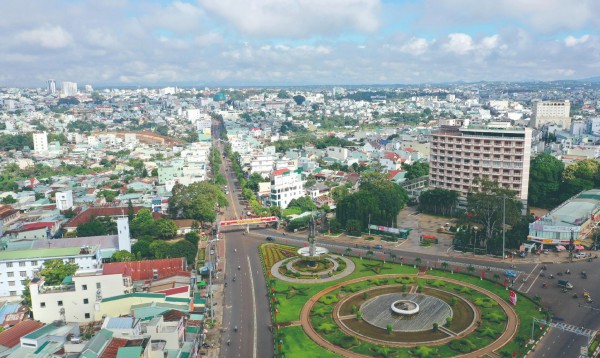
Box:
left=504, top=270, right=517, bottom=278
left=374, top=244, right=383, bottom=249
left=575, top=252, right=587, bottom=259
left=266, top=236, right=274, bottom=242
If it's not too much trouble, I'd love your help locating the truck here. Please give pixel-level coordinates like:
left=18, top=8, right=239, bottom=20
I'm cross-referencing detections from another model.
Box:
left=557, top=279, right=573, bottom=290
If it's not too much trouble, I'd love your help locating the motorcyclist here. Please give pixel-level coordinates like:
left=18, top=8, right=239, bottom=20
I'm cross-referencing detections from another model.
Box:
left=238, top=265, right=241, bottom=270
left=234, top=326, right=238, bottom=332
left=227, top=339, right=231, bottom=346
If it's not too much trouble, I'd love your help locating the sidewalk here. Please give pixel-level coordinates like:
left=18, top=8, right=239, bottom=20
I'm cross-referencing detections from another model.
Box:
left=200, top=238, right=226, bottom=358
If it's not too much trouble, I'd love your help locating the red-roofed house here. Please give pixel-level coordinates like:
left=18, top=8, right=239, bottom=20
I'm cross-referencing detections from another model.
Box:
left=64, top=206, right=165, bottom=232
left=103, top=258, right=188, bottom=282
left=4, top=221, right=59, bottom=241
left=0, top=320, right=44, bottom=351
left=388, top=169, right=407, bottom=184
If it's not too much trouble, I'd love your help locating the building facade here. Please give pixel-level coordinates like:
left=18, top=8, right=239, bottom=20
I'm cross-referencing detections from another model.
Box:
left=29, top=271, right=129, bottom=324
left=0, top=246, right=102, bottom=297
left=55, top=190, right=74, bottom=211
left=429, top=124, right=532, bottom=204
left=33, top=132, right=48, bottom=154
left=530, top=100, right=570, bottom=128
left=270, top=168, right=304, bottom=209
left=61, top=82, right=78, bottom=97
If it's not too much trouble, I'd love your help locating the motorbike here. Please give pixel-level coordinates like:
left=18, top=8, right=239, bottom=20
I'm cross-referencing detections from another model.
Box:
left=234, top=326, right=238, bottom=332
left=238, top=266, right=241, bottom=270
left=540, top=272, right=545, bottom=277
left=557, top=272, right=563, bottom=276
left=565, top=269, right=570, bottom=275
left=542, top=283, right=547, bottom=288
left=227, top=340, right=231, bottom=346
left=573, top=293, right=578, bottom=299
left=224, top=282, right=228, bottom=287
left=548, top=274, right=554, bottom=279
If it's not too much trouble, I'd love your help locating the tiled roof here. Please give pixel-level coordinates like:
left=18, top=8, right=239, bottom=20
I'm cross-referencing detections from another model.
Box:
left=271, top=168, right=290, bottom=176
left=155, top=286, right=189, bottom=296
left=66, top=206, right=162, bottom=228
left=102, top=258, right=187, bottom=281
left=20, top=222, right=55, bottom=231
left=0, top=320, right=44, bottom=348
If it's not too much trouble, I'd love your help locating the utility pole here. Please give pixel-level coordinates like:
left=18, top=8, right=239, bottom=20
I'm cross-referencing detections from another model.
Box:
left=502, top=195, right=506, bottom=261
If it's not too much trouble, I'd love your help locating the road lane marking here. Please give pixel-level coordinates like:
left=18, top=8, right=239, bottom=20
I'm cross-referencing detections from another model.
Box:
left=247, top=256, right=257, bottom=358
left=522, top=264, right=542, bottom=293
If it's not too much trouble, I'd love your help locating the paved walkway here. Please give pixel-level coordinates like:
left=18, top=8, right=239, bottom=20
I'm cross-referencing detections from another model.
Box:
left=299, top=274, right=519, bottom=358
left=270, top=255, right=355, bottom=283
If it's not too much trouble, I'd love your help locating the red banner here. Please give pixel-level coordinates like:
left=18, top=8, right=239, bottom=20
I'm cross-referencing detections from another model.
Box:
left=220, top=216, right=278, bottom=227
left=509, top=290, right=517, bottom=306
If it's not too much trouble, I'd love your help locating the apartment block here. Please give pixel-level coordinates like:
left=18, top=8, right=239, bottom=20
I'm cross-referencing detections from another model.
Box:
left=270, top=168, right=304, bottom=209
left=29, top=270, right=129, bottom=324
left=33, top=132, right=48, bottom=154
left=530, top=100, right=570, bottom=128
left=429, top=124, right=532, bottom=204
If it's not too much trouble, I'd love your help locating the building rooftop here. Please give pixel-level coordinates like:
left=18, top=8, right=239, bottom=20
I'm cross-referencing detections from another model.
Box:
left=102, top=258, right=187, bottom=281
left=542, top=189, right=600, bottom=227
left=0, top=320, right=44, bottom=349
left=0, top=246, right=97, bottom=261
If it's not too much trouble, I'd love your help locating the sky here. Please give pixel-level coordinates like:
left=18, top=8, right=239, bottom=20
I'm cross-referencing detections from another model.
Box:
left=2, top=0, right=600, bottom=87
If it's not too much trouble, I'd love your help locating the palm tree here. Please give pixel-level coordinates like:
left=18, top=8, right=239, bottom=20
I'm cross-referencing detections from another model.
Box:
left=441, top=262, right=449, bottom=271
left=415, top=257, right=422, bottom=268
left=345, top=247, right=352, bottom=256
left=493, top=273, right=500, bottom=282
left=366, top=250, right=374, bottom=259
left=467, top=265, right=475, bottom=273
left=390, top=253, right=397, bottom=262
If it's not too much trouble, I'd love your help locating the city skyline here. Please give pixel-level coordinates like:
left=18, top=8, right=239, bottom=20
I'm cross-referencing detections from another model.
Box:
left=1, top=0, right=599, bottom=87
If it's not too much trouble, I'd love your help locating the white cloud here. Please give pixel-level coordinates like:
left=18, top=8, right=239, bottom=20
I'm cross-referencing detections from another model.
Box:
left=481, top=35, right=499, bottom=50
left=444, top=33, right=474, bottom=55
left=142, top=1, right=203, bottom=34
left=18, top=25, right=73, bottom=49
left=399, top=37, right=429, bottom=55
left=565, top=35, right=590, bottom=47
left=200, top=0, right=381, bottom=37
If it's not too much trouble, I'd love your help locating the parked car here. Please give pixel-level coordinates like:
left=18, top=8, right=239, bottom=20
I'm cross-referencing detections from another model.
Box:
left=374, top=244, right=383, bottom=250
left=575, top=252, right=587, bottom=259
left=266, top=236, right=274, bottom=242
left=504, top=270, right=517, bottom=278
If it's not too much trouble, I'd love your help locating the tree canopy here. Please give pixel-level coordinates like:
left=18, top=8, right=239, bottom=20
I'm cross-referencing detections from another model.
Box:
left=77, top=216, right=117, bottom=237
left=404, top=162, right=430, bottom=180
left=38, top=259, right=78, bottom=286
left=418, top=189, right=459, bottom=216
left=528, top=153, right=564, bottom=208
left=168, top=181, right=228, bottom=224
left=293, top=95, right=306, bottom=105
left=336, top=172, right=408, bottom=230
left=466, top=177, right=522, bottom=246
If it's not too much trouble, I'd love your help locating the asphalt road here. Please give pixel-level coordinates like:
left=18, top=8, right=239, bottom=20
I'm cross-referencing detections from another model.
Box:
left=212, top=131, right=274, bottom=358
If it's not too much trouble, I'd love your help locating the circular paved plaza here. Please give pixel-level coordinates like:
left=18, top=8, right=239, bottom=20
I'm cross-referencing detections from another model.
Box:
left=361, top=293, right=452, bottom=332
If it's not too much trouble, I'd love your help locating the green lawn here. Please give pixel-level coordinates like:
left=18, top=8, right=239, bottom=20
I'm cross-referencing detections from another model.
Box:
left=279, top=325, right=341, bottom=358
left=272, top=258, right=417, bottom=323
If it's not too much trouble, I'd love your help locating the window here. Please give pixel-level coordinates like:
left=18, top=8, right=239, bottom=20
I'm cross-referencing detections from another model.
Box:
left=6, top=263, right=12, bottom=268
left=83, top=298, right=89, bottom=304
left=31, top=261, right=37, bottom=266
left=57, top=301, right=63, bottom=306
left=82, top=284, right=87, bottom=291
left=7, top=272, right=14, bottom=278
left=20, top=271, right=26, bottom=277
left=96, top=283, right=101, bottom=289
left=9, top=291, right=16, bottom=296
left=19, top=262, right=26, bottom=267
left=8, top=281, right=14, bottom=287
left=40, top=302, right=46, bottom=308
left=68, top=258, right=75, bottom=263
left=85, top=313, right=90, bottom=319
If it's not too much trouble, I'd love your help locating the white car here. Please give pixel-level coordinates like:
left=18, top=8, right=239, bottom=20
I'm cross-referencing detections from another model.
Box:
left=575, top=252, right=586, bottom=259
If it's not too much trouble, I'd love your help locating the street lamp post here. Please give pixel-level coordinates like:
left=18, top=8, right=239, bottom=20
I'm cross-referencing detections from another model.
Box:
left=473, top=226, right=478, bottom=256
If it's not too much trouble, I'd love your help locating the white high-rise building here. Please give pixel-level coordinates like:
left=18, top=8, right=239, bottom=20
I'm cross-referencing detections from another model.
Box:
left=530, top=100, right=570, bottom=128
left=33, top=132, right=48, bottom=153
left=47, top=79, right=56, bottom=94
left=61, top=81, right=78, bottom=97
left=429, top=124, right=532, bottom=205
left=270, top=168, right=304, bottom=209
left=56, top=190, right=74, bottom=211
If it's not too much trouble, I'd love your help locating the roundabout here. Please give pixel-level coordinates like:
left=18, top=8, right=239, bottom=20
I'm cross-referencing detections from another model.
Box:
left=301, top=274, right=520, bottom=357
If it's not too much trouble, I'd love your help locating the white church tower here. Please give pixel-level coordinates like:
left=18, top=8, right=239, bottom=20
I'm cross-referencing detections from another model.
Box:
left=117, top=217, right=131, bottom=252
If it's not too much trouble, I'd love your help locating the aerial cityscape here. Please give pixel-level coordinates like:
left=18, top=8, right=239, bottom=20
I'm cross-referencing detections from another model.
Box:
left=1, top=1, right=600, bottom=358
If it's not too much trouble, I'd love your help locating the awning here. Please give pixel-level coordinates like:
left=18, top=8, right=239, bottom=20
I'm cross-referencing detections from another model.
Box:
left=196, top=280, right=207, bottom=288
left=575, top=245, right=585, bottom=251
left=556, top=245, right=566, bottom=251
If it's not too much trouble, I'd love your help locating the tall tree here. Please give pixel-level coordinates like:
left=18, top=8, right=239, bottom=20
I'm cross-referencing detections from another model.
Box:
left=168, top=181, right=228, bottom=225
left=528, top=153, right=564, bottom=208
left=404, top=162, right=430, bottom=180
left=418, top=189, right=459, bottom=216
left=467, top=177, right=522, bottom=246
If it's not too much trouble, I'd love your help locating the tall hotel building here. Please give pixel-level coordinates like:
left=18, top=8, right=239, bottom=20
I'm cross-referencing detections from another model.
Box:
left=429, top=124, right=532, bottom=206
left=530, top=100, right=570, bottom=128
